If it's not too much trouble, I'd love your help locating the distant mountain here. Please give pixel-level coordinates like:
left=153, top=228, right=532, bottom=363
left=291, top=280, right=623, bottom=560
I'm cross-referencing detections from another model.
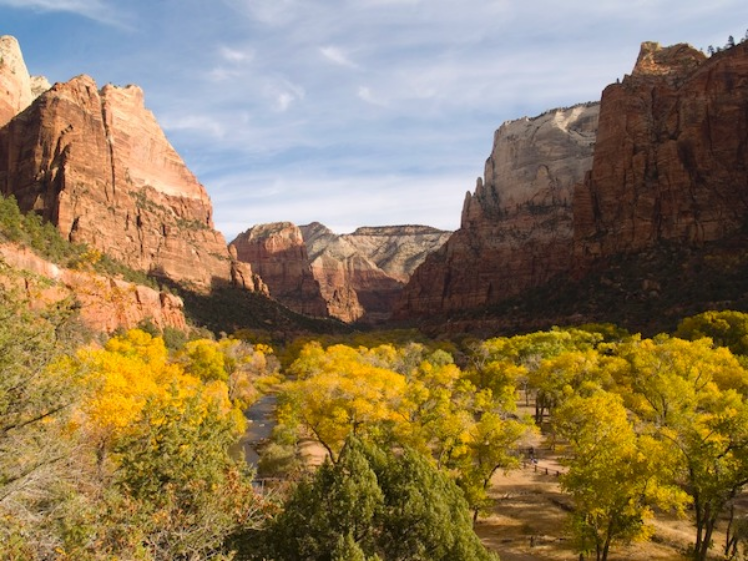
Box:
left=231, top=222, right=451, bottom=323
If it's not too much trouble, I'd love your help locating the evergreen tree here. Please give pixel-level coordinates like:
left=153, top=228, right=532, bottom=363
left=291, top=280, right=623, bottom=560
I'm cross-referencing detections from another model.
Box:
left=245, top=436, right=496, bottom=561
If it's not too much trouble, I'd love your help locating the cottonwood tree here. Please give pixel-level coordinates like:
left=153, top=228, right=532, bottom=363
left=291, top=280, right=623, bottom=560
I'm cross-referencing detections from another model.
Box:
left=555, top=391, right=686, bottom=561
left=278, top=343, right=407, bottom=461
left=613, top=336, right=748, bottom=561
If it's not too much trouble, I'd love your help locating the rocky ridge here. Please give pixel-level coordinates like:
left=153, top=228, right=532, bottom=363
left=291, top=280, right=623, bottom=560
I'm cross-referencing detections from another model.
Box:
left=0, top=36, right=262, bottom=292
left=231, top=221, right=451, bottom=323
left=301, top=223, right=451, bottom=322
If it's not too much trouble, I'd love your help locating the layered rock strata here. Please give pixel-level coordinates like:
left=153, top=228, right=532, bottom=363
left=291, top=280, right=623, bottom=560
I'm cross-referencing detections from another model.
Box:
left=301, top=223, right=451, bottom=322
left=230, top=222, right=329, bottom=317
left=574, top=41, right=748, bottom=264
left=397, top=103, right=599, bottom=317
left=0, top=243, right=186, bottom=333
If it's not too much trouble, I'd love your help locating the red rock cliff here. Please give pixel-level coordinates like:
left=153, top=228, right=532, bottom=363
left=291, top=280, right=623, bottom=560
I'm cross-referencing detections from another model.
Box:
left=230, top=222, right=329, bottom=317
left=0, top=40, right=256, bottom=291
left=574, top=41, right=748, bottom=264
left=396, top=103, right=599, bottom=318
left=0, top=74, right=238, bottom=289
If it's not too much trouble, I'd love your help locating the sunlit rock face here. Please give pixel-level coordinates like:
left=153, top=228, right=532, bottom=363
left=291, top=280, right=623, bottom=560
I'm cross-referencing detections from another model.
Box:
left=0, top=35, right=49, bottom=127
left=301, top=223, right=452, bottom=323
left=230, top=222, right=330, bottom=317
left=0, top=54, right=239, bottom=289
left=575, top=41, right=748, bottom=266
left=230, top=221, right=451, bottom=323
left=396, top=103, right=599, bottom=318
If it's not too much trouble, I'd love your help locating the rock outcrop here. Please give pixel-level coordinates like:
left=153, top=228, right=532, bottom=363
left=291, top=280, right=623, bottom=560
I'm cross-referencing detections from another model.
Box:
left=574, top=41, right=748, bottom=264
left=230, top=222, right=329, bottom=317
left=0, top=243, right=186, bottom=333
left=301, top=223, right=451, bottom=322
left=397, top=103, right=599, bottom=318
left=0, top=37, right=259, bottom=291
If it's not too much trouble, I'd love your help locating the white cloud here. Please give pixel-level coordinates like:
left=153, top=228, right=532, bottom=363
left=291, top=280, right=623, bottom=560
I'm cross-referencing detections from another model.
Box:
left=319, top=45, right=359, bottom=69
left=223, top=0, right=301, bottom=26
left=219, top=45, right=254, bottom=63
left=357, top=86, right=387, bottom=107
left=275, top=92, right=294, bottom=112
left=161, top=114, right=227, bottom=139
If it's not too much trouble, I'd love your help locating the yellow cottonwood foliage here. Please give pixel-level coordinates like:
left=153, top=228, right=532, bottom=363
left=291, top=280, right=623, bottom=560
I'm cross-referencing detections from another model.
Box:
left=74, top=329, right=243, bottom=450
left=280, top=343, right=408, bottom=459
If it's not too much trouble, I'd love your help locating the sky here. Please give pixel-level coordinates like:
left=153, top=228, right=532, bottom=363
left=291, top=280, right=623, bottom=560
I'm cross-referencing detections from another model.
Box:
left=1, top=1, right=746, bottom=241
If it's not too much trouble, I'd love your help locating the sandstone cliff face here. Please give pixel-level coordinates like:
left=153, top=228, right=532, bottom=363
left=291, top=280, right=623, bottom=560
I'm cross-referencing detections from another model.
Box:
left=574, top=41, right=748, bottom=264
left=397, top=103, right=599, bottom=317
left=0, top=75, right=234, bottom=289
left=0, top=243, right=186, bottom=333
left=230, top=222, right=328, bottom=317
left=301, top=222, right=451, bottom=322
left=0, top=39, right=254, bottom=291
left=231, top=221, right=450, bottom=323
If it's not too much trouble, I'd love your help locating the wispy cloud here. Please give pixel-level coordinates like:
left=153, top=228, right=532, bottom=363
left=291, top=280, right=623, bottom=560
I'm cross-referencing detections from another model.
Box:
left=219, top=45, right=254, bottom=64
left=320, top=45, right=359, bottom=69
left=0, top=0, right=129, bottom=27
left=357, top=86, right=387, bottom=107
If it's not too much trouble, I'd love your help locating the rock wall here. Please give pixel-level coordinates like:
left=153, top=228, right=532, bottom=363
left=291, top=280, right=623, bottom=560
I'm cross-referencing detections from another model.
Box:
left=397, top=103, right=599, bottom=318
left=574, top=41, right=748, bottom=264
left=0, top=74, right=235, bottom=289
left=231, top=221, right=450, bottom=323
left=230, top=222, right=329, bottom=317
left=0, top=37, right=256, bottom=292
left=0, top=243, right=186, bottom=333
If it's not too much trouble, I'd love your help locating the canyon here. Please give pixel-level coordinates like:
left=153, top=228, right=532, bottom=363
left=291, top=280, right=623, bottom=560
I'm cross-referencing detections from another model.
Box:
left=231, top=222, right=451, bottom=323
left=4, top=33, right=748, bottom=335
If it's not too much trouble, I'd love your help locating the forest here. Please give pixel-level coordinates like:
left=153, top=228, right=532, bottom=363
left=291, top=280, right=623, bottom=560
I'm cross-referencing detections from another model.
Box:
left=4, top=195, right=748, bottom=561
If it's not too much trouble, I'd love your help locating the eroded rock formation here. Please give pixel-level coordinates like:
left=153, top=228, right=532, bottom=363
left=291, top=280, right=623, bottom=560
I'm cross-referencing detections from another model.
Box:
left=397, top=103, right=599, bottom=317
left=0, top=243, right=186, bottom=333
left=301, top=223, right=451, bottom=322
left=231, top=221, right=450, bottom=323
left=400, top=40, right=748, bottom=324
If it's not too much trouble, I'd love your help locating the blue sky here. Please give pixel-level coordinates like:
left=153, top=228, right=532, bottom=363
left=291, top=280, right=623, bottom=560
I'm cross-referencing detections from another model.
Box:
left=1, top=0, right=746, bottom=240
